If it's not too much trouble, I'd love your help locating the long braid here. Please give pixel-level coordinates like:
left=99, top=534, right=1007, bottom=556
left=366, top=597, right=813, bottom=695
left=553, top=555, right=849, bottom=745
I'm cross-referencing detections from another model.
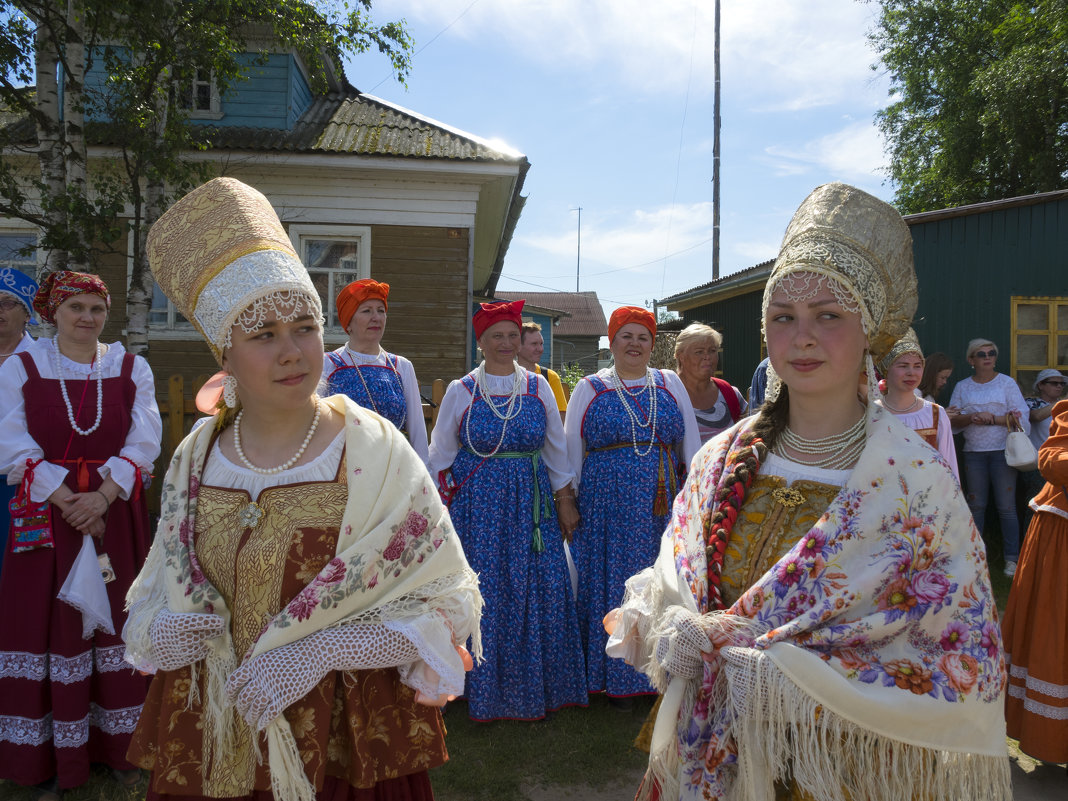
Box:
left=704, top=433, right=768, bottom=611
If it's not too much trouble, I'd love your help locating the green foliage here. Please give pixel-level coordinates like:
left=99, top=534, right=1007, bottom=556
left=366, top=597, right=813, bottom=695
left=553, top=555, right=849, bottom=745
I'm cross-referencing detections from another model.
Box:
left=559, top=362, right=587, bottom=390
left=870, top=0, right=1068, bottom=213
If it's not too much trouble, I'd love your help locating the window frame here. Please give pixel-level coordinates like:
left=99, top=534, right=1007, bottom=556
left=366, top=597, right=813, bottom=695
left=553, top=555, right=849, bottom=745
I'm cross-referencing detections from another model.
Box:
left=0, top=226, right=39, bottom=277
left=178, top=68, right=223, bottom=120
left=289, top=224, right=372, bottom=341
left=1010, top=295, right=1068, bottom=392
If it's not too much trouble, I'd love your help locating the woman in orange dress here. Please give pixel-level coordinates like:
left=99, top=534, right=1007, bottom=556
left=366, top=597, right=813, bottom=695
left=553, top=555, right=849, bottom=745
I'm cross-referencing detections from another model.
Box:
left=1002, top=398, right=1068, bottom=764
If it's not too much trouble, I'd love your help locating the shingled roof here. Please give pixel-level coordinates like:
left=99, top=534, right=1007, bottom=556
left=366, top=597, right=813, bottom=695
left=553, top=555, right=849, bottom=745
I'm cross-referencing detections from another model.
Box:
left=206, top=90, right=527, bottom=163
left=496, top=291, right=607, bottom=337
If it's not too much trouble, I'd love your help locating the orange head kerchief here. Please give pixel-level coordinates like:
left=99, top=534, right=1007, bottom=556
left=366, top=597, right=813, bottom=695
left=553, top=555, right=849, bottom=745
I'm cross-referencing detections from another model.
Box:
left=473, top=299, right=525, bottom=340
left=609, top=305, right=656, bottom=341
left=336, top=279, right=390, bottom=330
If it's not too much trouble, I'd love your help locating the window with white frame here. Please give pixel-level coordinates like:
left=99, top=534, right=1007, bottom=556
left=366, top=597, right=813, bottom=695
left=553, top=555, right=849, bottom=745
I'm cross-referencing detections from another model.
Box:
left=289, top=225, right=372, bottom=331
left=178, top=68, right=222, bottom=119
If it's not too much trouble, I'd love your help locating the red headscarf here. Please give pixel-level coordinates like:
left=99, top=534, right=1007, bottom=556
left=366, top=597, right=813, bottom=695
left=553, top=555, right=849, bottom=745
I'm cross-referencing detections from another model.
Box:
left=336, top=279, right=390, bottom=330
left=473, top=299, right=525, bottom=340
left=33, top=270, right=111, bottom=325
left=609, top=305, right=656, bottom=341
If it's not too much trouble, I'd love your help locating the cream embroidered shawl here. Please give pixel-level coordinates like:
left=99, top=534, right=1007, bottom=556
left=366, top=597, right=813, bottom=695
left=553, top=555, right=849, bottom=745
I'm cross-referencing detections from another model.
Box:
left=609, top=405, right=1010, bottom=801
left=124, top=395, right=482, bottom=801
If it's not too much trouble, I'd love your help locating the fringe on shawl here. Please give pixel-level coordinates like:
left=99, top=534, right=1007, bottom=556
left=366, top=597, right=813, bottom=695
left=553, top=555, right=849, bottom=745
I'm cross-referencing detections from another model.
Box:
left=122, top=538, right=169, bottom=674
left=719, top=647, right=1012, bottom=801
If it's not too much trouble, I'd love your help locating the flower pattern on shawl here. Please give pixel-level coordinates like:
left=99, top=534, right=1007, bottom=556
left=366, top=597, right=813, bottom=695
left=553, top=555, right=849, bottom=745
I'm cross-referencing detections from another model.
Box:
left=643, top=410, right=1007, bottom=798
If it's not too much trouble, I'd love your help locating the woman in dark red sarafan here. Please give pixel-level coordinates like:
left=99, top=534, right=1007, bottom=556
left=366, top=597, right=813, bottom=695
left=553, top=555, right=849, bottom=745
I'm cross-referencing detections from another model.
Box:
left=0, top=270, right=162, bottom=800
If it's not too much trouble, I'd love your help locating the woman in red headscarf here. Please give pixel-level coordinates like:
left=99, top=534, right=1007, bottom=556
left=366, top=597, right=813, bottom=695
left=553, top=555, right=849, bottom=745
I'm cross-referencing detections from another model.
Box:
left=321, top=279, right=428, bottom=463
left=0, top=270, right=162, bottom=799
left=426, top=299, right=588, bottom=721
left=563, top=306, right=700, bottom=705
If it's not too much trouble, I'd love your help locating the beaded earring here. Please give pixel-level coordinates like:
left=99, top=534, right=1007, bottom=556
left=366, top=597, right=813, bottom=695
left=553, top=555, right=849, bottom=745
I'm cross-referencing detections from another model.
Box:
left=222, top=374, right=238, bottom=408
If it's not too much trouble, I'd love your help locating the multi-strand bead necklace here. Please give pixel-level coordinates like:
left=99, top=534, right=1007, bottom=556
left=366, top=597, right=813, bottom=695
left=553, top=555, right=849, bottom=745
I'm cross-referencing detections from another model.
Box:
left=609, top=366, right=658, bottom=457
left=53, top=335, right=106, bottom=436
left=466, top=362, right=524, bottom=458
left=773, top=414, right=866, bottom=470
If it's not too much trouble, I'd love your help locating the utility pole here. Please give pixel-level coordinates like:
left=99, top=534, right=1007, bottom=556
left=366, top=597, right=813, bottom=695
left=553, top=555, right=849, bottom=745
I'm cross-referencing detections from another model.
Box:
left=572, top=206, right=582, bottom=292
left=712, top=0, right=721, bottom=280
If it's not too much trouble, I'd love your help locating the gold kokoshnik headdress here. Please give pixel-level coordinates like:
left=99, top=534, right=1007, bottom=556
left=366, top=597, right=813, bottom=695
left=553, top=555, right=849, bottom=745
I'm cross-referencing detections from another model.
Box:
left=877, top=327, right=923, bottom=376
left=147, top=177, right=323, bottom=361
left=761, top=182, right=918, bottom=404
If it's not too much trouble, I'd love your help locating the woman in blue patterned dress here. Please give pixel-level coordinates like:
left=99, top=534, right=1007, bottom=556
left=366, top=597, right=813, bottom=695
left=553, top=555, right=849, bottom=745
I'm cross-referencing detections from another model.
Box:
left=427, top=299, right=587, bottom=721
left=564, top=306, right=700, bottom=700
left=321, top=278, right=429, bottom=462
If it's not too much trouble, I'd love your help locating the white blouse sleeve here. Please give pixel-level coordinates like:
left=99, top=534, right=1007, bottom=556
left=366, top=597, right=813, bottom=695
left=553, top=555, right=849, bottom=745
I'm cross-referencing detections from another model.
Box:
left=663, top=370, right=702, bottom=465
left=397, top=355, right=429, bottom=464
left=563, top=377, right=596, bottom=488
left=99, top=355, right=163, bottom=500
left=0, top=353, right=70, bottom=501
left=933, top=403, right=960, bottom=482
left=426, top=379, right=468, bottom=485
left=535, top=373, right=575, bottom=491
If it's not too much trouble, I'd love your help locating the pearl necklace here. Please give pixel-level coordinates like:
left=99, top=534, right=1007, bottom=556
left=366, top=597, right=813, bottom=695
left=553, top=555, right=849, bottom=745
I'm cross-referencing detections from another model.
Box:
left=466, top=362, right=524, bottom=458
left=774, top=414, right=867, bottom=470
left=882, top=394, right=921, bottom=414
left=233, top=398, right=322, bottom=475
left=346, top=348, right=407, bottom=431
left=609, top=367, right=658, bottom=457
left=53, top=334, right=105, bottom=436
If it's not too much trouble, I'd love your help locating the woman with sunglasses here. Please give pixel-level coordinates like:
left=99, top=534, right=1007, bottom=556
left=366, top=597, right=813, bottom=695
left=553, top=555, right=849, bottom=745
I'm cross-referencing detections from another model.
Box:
left=1019, top=369, right=1067, bottom=533
left=948, top=339, right=1030, bottom=576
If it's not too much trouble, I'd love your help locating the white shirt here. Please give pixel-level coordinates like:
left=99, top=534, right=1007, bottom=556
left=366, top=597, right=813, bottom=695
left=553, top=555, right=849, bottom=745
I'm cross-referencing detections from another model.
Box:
left=563, top=368, right=702, bottom=487
left=948, top=373, right=1030, bottom=452
left=0, top=338, right=162, bottom=502
left=878, top=399, right=960, bottom=481
left=427, top=367, right=574, bottom=491
left=320, top=345, right=428, bottom=464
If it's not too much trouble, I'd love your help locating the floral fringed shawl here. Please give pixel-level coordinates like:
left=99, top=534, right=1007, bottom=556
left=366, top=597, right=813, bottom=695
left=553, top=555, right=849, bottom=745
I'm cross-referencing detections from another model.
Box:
left=608, top=405, right=1009, bottom=801
left=123, top=395, right=482, bottom=801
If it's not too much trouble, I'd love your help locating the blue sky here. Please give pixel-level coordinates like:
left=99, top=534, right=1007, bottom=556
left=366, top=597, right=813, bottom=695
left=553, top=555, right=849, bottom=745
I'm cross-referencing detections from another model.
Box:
left=345, top=0, right=895, bottom=319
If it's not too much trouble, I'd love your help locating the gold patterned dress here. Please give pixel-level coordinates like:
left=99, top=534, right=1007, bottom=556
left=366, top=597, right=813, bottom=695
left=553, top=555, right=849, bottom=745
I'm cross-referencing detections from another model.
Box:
left=128, top=432, right=447, bottom=799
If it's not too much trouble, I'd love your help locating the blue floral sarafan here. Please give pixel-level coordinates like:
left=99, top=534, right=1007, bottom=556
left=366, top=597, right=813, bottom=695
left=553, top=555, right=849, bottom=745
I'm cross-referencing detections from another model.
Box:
left=573, top=369, right=685, bottom=696
left=325, top=352, right=408, bottom=433
left=444, top=372, right=587, bottom=720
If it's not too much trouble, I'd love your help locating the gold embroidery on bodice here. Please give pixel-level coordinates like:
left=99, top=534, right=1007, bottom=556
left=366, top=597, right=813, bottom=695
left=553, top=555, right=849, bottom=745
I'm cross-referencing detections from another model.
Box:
left=719, top=474, right=841, bottom=607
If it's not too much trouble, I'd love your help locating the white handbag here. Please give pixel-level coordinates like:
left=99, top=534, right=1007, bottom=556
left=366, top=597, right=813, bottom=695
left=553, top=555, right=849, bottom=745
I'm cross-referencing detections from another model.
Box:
left=1004, top=414, right=1038, bottom=471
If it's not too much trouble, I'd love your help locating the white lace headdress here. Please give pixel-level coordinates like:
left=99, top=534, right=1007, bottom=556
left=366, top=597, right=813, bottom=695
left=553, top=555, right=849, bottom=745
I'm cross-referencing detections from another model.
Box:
left=760, top=183, right=918, bottom=406
left=147, top=177, right=323, bottom=361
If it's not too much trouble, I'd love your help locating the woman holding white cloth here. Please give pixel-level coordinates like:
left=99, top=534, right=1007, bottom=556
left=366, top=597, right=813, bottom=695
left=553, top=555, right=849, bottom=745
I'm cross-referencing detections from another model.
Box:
left=605, top=184, right=1009, bottom=801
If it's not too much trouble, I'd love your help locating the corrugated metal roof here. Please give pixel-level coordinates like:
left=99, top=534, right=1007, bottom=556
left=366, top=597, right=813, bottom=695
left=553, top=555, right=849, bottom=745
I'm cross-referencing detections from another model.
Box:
left=207, top=91, right=525, bottom=162
left=495, top=291, right=608, bottom=337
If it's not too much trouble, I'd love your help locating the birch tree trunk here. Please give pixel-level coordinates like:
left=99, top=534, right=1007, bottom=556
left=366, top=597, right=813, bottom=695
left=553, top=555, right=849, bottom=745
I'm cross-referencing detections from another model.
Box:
left=34, top=19, right=66, bottom=278
left=62, top=0, right=89, bottom=272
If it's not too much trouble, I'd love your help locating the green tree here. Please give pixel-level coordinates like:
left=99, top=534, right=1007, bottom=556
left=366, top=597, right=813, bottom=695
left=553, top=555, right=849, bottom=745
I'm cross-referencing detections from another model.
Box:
left=0, top=0, right=412, bottom=352
left=869, top=0, right=1068, bottom=213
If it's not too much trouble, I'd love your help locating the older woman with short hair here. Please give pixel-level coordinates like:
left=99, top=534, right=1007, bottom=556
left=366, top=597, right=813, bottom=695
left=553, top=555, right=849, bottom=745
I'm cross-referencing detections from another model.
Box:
left=673, top=323, right=747, bottom=443
left=948, top=338, right=1030, bottom=576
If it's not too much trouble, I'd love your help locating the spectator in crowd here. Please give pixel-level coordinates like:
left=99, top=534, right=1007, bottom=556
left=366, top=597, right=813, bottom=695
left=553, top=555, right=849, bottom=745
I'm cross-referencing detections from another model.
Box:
left=0, top=267, right=38, bottom=574
left=125, top=177, right=481, bottom=801
left=673, top=323, right=747, bottom=443
left=919, top=351, right=954, bottom=404
left=1019, top=368, right=1066, bottom=532
left=565, top=306, right=700, bottom=705
left=948, top=338, right=1030, bottom=576
left=427, top=299, right=585, bottom=721
left=321, top=278, right=429, bottom=463
left=0, top=270, right=161, bottom=799
left=748, top=356, right=770, bottom=412
left=605, top=183, right=1008, bottom=801
left=517, top=320, right=567, bottom=422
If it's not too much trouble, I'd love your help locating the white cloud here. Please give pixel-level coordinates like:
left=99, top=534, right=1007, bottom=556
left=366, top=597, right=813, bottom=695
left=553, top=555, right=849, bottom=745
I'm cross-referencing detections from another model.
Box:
left=762, top=119, right=888, bottom=182
left=371, top=0, right=889, bottom=109
left=515, top=201, right=715, bottom=277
